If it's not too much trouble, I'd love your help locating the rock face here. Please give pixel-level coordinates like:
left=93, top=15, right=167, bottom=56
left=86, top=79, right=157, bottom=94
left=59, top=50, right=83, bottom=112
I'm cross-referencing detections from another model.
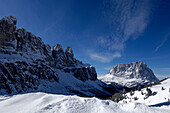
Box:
left=65, top=46, right=75, bottom=66
left=99, top=61, right=159, bottom=88
left=52, top=44, right=97, bottom=81
left=0, top=16, right=98, bottom=95
left=110, top=61, right=158, bottom=81
left=0, top=16, right=58, bottom=94
left=0, top=61, right=58, bottom=94
left=0, top=16, right=17, bottom=48
left=52, top=44, right=67, bottom=68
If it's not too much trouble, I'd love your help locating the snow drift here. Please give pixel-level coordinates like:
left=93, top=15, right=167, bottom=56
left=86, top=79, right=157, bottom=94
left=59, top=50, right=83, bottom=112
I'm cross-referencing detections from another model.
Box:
left=0, top=92, right=169, bottom=113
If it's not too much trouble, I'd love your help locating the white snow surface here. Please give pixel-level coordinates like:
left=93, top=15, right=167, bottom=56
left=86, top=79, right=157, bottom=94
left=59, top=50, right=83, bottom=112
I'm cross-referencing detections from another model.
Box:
left=119, top=78, right=170, bottom=106
left=0, top=92, right=169, bottom=113
left=98, top=74, right=147, bottom=88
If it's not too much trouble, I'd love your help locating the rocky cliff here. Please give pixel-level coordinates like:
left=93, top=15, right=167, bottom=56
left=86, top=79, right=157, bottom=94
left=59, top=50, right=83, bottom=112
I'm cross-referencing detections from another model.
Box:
left=0, top=16, right=103, bottom=96
left=99, top=61, right=159, bottom=88
left=52, top=44, right=97, bottom=81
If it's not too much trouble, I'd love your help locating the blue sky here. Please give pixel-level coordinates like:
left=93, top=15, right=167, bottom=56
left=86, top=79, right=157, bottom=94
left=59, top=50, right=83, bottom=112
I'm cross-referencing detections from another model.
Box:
left=0, top=0, right=170, bottom=79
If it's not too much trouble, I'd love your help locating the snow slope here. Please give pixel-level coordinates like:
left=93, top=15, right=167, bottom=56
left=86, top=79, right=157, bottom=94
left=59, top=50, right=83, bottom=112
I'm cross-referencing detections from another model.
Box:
left=36, top=70, right=110, bottom=96
left=0, top=92, right=169, bottom=113
left=120, top=78, right=170, bottom=106
left=99, top=73, right=146, bottom=88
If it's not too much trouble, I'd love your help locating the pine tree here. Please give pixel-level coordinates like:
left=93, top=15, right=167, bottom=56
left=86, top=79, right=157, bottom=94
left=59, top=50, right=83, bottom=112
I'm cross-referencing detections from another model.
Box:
left=146, top=88, right=152, bottom=97
left=137, top=86, right=141, bottom=91
left=161, top=87, right=165, bottom=90
left=123, top=89, right=126, bottom=94
left=130, top=90, right=133, bottom=96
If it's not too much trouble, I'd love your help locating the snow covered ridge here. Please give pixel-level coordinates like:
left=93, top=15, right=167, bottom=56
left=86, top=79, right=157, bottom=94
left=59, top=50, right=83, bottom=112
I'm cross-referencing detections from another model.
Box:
left=0, top=92, right=169, bottom=113
left=119, top=78, right=170, bottom=106
left=99, top=61, right=159, bottom=88
left=0, top=16, right=106, bottom=95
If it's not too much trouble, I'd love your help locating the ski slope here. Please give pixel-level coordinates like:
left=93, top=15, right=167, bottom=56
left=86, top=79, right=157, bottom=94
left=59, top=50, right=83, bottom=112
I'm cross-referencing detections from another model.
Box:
left=0, top=92, right=169, bottom=113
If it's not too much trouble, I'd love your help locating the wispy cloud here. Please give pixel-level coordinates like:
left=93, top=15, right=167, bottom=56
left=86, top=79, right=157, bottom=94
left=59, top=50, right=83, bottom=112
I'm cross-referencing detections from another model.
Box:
left=99, top=0, right=157, bottom=51
left=98, top=36, right=125, bottom=51
left=89, top=52, right=121, bottom=63
left=90, top=0, right=157, bottom=62
left=154, top=32, right=170, bottom=52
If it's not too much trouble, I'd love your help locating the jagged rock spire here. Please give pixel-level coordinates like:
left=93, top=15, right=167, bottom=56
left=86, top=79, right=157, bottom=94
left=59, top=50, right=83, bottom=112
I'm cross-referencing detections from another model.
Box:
left=52, top=44, right=97, bottom=81
left=52, top=44, right=67, bottom=68
left=65, top=46, right=73, bottom=56
left=0, top=16, right=17, bottom=47
left=65, top=46, right=75, bottom=66
left=2, top=16, right=17, bottom=25
left=53, top=44, right=63, bottom=51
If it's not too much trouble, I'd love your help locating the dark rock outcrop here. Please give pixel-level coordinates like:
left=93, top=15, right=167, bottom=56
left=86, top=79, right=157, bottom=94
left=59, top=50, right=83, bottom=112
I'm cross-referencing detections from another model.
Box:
left=72, top=66, right=97, bottom=81
left=0, top=61, right=58, bottom=94
left=52, top=44, right=67, bottom=68
left=52, top=44, right=97, bottom=81
left=65, top=46, right=75, bottom=66
left=0, top=16, right=17, bottom=48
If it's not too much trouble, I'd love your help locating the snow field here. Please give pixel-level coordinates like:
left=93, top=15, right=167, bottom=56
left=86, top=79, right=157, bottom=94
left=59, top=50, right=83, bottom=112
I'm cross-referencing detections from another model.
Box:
left=0, top=92, right=169, bottom=113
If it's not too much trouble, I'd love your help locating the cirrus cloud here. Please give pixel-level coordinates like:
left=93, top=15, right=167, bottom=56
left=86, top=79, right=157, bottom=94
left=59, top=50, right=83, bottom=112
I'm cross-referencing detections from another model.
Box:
left=90, top=52, right=121, bottom=63
left=99, top=0, right=157, bottom=51
left=88, top=0, right=159, bottom=63
left=154, top=32, right=170, bottom=52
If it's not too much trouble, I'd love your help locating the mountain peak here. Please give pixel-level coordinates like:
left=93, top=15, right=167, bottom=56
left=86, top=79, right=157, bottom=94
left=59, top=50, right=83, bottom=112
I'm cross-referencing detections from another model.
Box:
left=99, top=61, right=159, bottom=88
left=2, top=16, right=17, bottom=25
left=65, top=46, right=73, bottom=56
left=110, top=61, right=147, bottom=75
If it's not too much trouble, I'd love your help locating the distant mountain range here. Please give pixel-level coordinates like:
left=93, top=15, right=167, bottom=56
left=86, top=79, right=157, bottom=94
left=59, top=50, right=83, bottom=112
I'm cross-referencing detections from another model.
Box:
left=0, top=16, right=159, bottom=97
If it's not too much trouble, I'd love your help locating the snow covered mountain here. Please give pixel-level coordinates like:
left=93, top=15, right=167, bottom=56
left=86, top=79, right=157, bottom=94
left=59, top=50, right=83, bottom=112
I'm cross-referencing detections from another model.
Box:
left=0, top=16, right=111, bottom=96
left=99, top=61, right=159, bottom=89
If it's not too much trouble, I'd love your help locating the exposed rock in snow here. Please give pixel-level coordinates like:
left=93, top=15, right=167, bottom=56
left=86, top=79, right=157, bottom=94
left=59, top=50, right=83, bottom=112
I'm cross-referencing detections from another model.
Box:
left=0, top=16, right=17, bottom=48
left=0, top=60, right=58, bottom=94
left=0, top=16, right=104, bottom=96
left=2, top=16, right=17, bottom=25
left=52, top=44, right=97, bottom=82
left=99, top=61, right=159, bottom=88
left=52, top=44, right=67, bottom=68
left=65, top=46, right=74, bottom=66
